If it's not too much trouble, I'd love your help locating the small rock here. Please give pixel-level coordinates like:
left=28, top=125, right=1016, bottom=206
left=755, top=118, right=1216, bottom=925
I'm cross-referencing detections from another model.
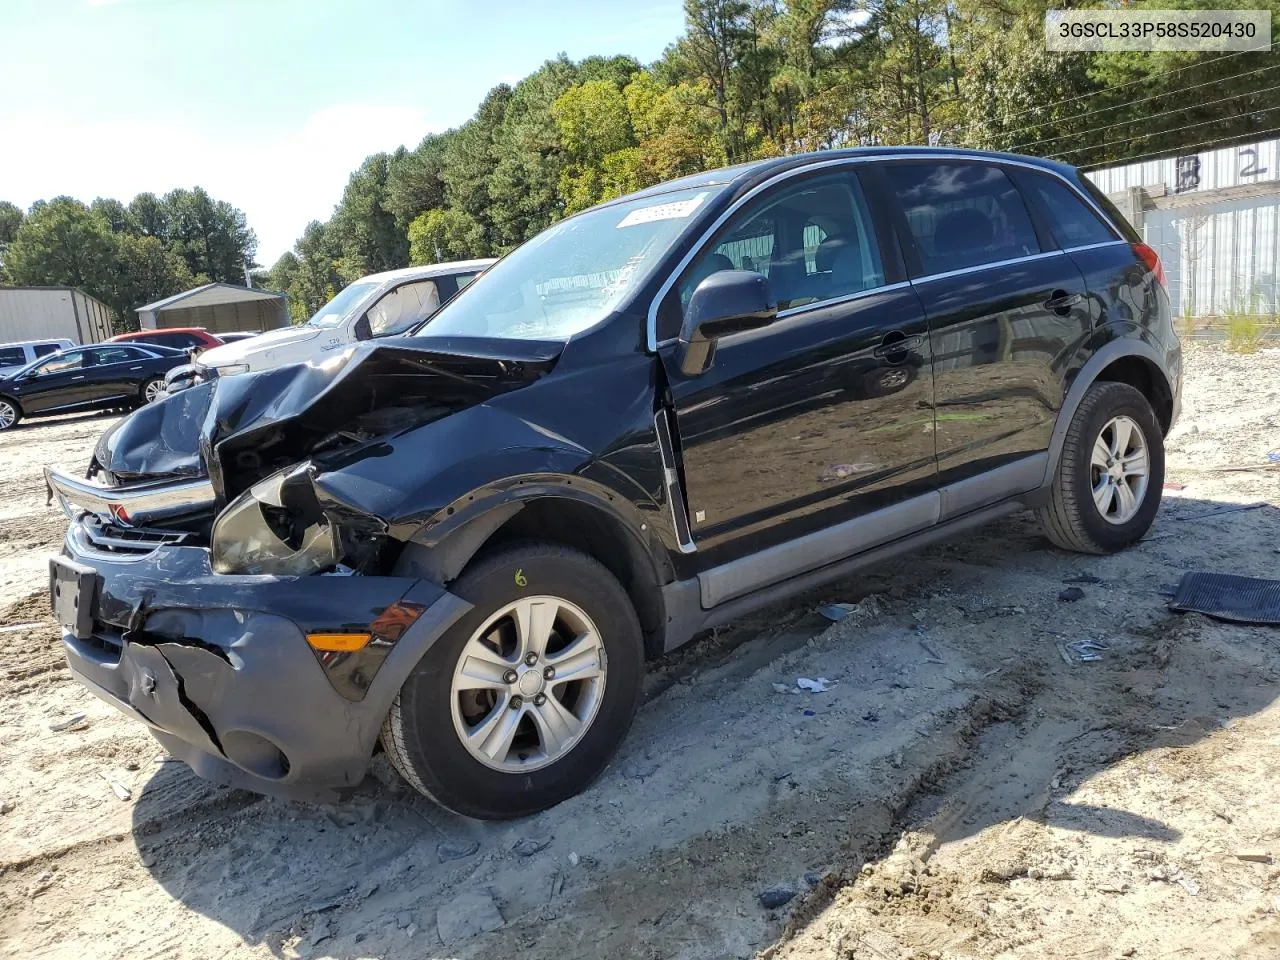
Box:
left=771, top=683, right=790, bottom=694
left=97, top=771, right=132, bottom=802
left=396, top=911, right=412, bottom=929
left=437, top=891, right=505, bottom=943
left=309, top=916, right=333, bottom=946
left=48, top=713, right=87, bottom=732
left=758, top=883, right=797, bottom=909
left=139, top=852, right=156, bottom=868
left=1097, top=881, right=1128, bottom=893
left=1235, top=850, right=1273, bottom=864
left=890, top=751, right=904, bottom=768
left=621, top=758, right=659, bottom=779
left=0, top=800, right=13, bottom=815
left=804, top=870, right=825, bottom=888
left=512, top=836, right=552, bottom=857
left=568, top=851, right=580, bottom=867
left=406, top=923, right=418, bottom=939
left=437, top=839, right=480, bottom=863
left=123, top=760, right=140, bottom=772
left=1058, top=587, right=1085, bottom=602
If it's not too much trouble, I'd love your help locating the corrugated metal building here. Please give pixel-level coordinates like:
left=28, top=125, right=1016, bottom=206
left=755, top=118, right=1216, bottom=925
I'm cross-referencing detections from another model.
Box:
left=136, top=283, right=289, bottom=334
left=0, top=287, right=113, bottom=344
left=1086, top=137, right=1280, bottom=319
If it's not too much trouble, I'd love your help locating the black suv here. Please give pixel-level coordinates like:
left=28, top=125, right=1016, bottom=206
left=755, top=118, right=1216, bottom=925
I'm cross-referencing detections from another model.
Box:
left=47, top=148, right=1179, bottom=819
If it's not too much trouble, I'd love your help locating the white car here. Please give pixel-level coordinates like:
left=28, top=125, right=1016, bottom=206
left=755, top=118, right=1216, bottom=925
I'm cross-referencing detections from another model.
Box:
left=196, top=259, right=495, bottom=377
left=0, top=339, right=75, bottom=378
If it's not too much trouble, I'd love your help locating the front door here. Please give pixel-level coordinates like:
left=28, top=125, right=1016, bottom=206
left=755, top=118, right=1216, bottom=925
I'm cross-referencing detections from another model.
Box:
left=883, top=160, right=1092, bottom=490
left=15, top=350, right=93, bottom=413
left=659, top=167, right=936, bottom=568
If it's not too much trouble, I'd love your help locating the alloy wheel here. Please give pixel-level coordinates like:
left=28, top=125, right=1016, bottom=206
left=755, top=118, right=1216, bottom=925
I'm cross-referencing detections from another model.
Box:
left=1089, top=415, right=1149, bottom=525
left=0, top=402, right=15, bottom=429
left=450, top=596, right=607, bottom=772
left=143, top=380, right=165, bottom=403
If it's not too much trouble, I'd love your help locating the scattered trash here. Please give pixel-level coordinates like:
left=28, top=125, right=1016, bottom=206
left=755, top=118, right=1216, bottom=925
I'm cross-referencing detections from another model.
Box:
left=512, top=836, right=552, bottom=857
left=568, top=851, right=580, bottom=867
left=796, top=677, right=831, bottom=693
left=1176, top=501, right=1267, bottom=522
left=1158, top=583, right=1178, bottom=597
left=758, top=883, right=797, bottom=909
left=771, top=682, right=791, bottom=695
left=818, top=602, right=858, bottom=621
left=98, top=771, right=132, bottom=801
left=1234, top=850, right=1273, bottom=864
left=1149, top=865, right=1200, bottom=896
left=1064, top=573, right=1102, bottom=584
left=1058, top=587, right=1085, bottom=602
left=1268, top=449, right=1280, bottom=463
left=0, top=620, right=46, bottom=634
left=918, top=638, right=945, bottom=663
left=819, top=462, right=878, bottom=482
left=1056, top=638, right=1110, bottom=664
left=1096, top=881, right=1129, bottom=893
left=802, top=709, right=815, bottom=717
left=1163, top=481, right=1187, bottom=491
left=437, top=839, right=480, bottom=863
left=154, top=753, right=180, bottom=765
left=47, top=713, right=87, bottom=732
left=1168, top=571, right=1280, bottom=625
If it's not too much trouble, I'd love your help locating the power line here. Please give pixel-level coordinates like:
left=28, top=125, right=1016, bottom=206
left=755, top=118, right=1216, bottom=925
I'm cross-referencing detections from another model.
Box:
left=1004, top=60, right=1280, bottom=147
left=1079, top=123, right=1280, bottom=170
left=998, top=41, right=1277, bottom=133
left=1012, top=78, right=1280, bottom=153
left=1048, top=105, right=1280, bottom=162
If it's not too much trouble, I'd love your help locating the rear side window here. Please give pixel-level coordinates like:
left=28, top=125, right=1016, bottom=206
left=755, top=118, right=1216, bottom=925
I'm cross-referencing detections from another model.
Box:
left=32, top=343, right=61, bottom=357
left=886, top=163, right=1040, bottom=275
left=90, top=347, right=144, bottom=365
left=1023, top=174, right=1116, bottom=248
left=0, top=348, right=27, bottom=366
left=156, top=333, right=199, bottom=348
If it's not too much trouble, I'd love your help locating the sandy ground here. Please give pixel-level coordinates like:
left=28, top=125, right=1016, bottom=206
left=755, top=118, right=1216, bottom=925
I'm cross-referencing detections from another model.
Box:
left=3, top=344, right=1280, bottom=960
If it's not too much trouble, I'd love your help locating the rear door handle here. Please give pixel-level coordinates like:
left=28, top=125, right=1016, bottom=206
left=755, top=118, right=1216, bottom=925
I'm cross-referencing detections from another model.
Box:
left=873, top=332, right=924, bottom=359
left=129, top=366, right=143, bottom=371
left=70, top=375, right=85, bottom=381
left=1044, top=291, right=1082, bottom=313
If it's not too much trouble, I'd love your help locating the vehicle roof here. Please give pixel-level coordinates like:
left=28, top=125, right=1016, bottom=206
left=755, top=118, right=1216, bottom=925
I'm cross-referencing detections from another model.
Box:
left=110, top=327, right=211, bottom=339
left=359, top=259, right=498, bottom=286
left=603, top=147, right=1080, bottom=207
left=0, top=338, right=74, bottom=347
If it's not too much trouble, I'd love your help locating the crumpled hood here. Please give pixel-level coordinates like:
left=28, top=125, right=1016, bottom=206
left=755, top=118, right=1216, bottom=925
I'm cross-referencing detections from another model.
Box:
left=198, top=325, right=323, bottom=368
left=95, top=337, right=564, bottom=500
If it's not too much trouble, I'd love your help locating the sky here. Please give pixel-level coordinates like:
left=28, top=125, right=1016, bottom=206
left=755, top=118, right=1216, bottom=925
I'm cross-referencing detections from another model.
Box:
left=0, top=0, right=687, bottom=266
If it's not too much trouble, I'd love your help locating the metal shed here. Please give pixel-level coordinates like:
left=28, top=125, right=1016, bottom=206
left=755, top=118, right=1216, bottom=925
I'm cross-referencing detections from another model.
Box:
left=0, top=287, right=113, bottom=344
left=136, top=283, right=289, bottom=334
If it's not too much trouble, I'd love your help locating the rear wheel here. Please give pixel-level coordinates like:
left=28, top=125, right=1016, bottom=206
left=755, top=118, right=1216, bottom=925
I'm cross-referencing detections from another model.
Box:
left=140, top=378, right=166, bottom=404
left=0, top=398, right=21, bottom=431
left=380, top=542, right=644, bottom=819
left=1037, top=381, right=1164, bottom=554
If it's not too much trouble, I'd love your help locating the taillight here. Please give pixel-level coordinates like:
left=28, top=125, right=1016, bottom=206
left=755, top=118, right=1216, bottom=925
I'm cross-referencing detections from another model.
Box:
left=1132, top=242, right=1167, bottom=292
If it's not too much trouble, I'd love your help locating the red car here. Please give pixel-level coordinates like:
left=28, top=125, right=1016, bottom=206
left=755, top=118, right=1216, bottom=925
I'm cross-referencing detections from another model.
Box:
left=109, top=327, right=223, bottom=353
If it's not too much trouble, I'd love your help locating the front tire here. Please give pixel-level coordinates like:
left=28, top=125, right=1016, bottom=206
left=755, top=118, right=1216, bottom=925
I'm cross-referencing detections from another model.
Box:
left=380, top=542, right=644, bottom=819
left=0, top=398, right=21, bottom=431
left=1037, top=381, right=1164, bottom=554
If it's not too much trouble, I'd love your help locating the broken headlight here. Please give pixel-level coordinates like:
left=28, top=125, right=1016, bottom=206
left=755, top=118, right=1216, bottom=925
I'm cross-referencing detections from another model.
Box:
left=210, top=464, right=339, bottom=576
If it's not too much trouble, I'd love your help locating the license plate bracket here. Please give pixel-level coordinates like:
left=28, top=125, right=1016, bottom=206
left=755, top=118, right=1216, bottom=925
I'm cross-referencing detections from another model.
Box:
left=49, top=557, right=100, bottom=640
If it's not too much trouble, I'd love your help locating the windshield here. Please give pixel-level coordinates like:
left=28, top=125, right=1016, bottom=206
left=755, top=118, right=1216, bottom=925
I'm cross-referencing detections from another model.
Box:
left=417, top=186, right=721, bottom=341
left=306, top=282, right=378, bottom=328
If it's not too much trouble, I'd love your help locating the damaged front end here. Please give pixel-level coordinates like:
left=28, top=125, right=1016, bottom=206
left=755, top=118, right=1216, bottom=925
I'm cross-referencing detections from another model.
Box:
left=47, top=339, right=563, bottom=800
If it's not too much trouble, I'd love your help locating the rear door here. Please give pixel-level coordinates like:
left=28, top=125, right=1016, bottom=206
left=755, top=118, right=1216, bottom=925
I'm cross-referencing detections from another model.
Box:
left=884, top=160, right=1091, bottom=507
left=658, top=165, right=936, bottom=566
left=81, top=346, right=151, bottom=404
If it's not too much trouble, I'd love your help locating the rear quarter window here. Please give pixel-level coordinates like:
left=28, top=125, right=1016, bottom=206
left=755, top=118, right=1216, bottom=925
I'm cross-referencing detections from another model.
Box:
left=1023, top=174, right=1118, bottom=248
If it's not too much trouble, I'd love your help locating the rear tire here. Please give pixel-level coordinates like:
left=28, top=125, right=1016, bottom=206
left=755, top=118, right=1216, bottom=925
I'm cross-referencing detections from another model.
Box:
left=1037, top=381, right=1164, bottom=554
left=140, top=378, right=166, bottom=404
left=0, top=398, right=21, bottom=431
left=380, top=541, right=644, bottom=819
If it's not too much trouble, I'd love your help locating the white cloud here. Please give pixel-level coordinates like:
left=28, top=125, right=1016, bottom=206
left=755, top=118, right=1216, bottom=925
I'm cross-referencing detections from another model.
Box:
left=0, top=103, right=434, bottom=265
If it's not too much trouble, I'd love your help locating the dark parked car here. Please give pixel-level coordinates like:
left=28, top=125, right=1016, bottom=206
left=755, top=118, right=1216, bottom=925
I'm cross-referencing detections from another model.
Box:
left=0, top=343, right=188, bottom=430
left=109, top=327, right=224, bottom=353
left=47, top=148, right=1179, bottom=819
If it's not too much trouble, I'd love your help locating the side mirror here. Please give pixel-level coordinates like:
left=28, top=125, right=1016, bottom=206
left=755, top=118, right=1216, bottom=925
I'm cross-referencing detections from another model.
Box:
left=677, top=270, right=776, bottom=376
left=353, top=314, right=373, bottom=340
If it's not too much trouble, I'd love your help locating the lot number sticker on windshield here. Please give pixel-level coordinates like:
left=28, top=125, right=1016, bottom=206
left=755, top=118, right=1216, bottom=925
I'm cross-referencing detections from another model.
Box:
left=616, top=193, right=707, bottom=228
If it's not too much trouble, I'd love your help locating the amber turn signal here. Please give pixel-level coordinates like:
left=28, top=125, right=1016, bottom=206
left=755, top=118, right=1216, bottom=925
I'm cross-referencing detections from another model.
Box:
left=306, top=632, right=371, bottom=652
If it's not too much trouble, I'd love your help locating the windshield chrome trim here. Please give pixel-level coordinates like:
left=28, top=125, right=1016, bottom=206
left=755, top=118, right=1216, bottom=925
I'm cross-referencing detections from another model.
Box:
left=646, top=152, right=1120, bottom=351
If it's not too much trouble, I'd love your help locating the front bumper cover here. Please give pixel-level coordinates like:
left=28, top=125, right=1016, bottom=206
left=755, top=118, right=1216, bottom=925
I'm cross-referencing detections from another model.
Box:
left=57, top=520, right=470, bottom=803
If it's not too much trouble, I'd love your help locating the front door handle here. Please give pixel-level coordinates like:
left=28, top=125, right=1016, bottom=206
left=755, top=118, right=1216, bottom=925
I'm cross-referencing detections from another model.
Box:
left=1044, top=291, right=1082, bottom=314
left=873, top=332, right=924, bottom=360
left=70, top=375, right=85, bottom=381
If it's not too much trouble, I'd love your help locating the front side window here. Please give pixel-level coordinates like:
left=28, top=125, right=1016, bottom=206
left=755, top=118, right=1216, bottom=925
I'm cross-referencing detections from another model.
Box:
left=419, top=185, right=725, bottom=341
left=678, top=171, right=885, bottom=317
left=1023, top=173, right=1117, bottom=248
left=367, top=280, right=440, bottom=336
left=887, top=163, right=1040, bottom=276
left=30, top=351, right=84, bottom=375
